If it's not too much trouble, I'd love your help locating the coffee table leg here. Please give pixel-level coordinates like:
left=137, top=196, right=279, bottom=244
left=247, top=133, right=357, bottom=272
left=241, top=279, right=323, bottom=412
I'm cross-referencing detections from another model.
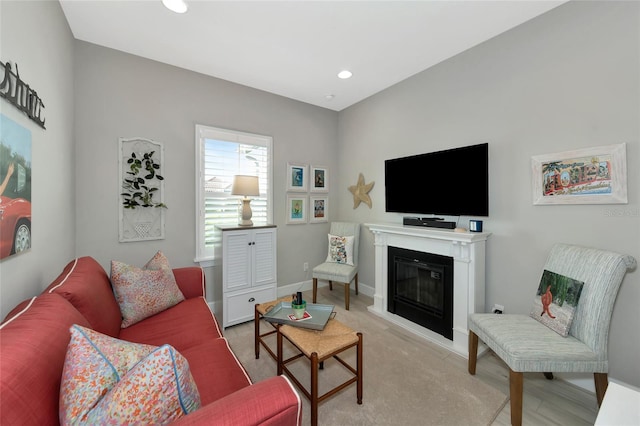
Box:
left=357, top=332, right=363, bottom=404
left=311, top=352, right=319, bottom=426
left=254, top=305, right=260, bottom=359
left=277, top=327, right=283, bottom=376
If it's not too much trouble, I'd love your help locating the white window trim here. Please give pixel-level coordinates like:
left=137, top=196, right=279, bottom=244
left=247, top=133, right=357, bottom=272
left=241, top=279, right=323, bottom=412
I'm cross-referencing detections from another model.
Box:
left=194, top=124, right=273, bottom=264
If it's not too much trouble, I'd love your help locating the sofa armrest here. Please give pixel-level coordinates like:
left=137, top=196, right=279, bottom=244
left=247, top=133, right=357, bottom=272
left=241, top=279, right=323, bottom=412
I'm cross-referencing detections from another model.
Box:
left=172, top=376, right=301, bottom=426
left=173, top=267, right=205, bottom=299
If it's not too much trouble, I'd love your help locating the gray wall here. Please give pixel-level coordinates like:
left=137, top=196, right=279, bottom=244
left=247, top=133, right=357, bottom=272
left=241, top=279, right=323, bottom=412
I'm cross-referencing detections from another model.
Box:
left=0, top=1, right=76, bottom=315
left=73, top=41, right=338, bottom=303
left=337, top=1, right=639, bottom=387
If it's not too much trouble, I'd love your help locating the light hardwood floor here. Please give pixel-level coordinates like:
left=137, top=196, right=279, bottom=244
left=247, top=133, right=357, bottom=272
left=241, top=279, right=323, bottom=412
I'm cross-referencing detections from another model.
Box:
left=309, top=287, right=599, bottom=425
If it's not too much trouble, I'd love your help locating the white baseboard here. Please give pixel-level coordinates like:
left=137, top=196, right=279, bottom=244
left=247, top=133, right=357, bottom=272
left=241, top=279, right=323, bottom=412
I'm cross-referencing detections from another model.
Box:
left=556, top=373, right=595, bottom=393
left=276, top=280, right=375, bottom=299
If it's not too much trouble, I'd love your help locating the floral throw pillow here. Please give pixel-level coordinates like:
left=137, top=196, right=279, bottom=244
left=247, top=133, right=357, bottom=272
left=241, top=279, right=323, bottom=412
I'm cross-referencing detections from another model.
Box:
left=60, top=325, right=200, bottom=425
left=529, top=269, right=584, bottom=337
left=325, top=234, right=354, bottom=266
left=111, top=251, right=185, bottom=328
left=59, top=325, right=157, bottom=423
left=85, top=344, right=201, bottom=424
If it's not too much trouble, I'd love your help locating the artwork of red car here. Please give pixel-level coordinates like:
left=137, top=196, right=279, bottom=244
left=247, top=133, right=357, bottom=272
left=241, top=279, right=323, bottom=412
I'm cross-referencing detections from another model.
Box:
left=0, top=196, right=31, bottom=259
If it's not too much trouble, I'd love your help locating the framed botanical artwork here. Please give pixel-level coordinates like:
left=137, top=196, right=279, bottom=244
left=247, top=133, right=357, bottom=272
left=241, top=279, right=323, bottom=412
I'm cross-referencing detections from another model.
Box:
left=531, top=143, right=627, bottom=205
left=286, top=195, right=307, bottom=224
left=310, top=196, right=329, bottom=223
left=310, top=165, right=329, bottom=192
left=286, top=162, right=307, bottom=192
left=119, top=137, right=166, bottom=242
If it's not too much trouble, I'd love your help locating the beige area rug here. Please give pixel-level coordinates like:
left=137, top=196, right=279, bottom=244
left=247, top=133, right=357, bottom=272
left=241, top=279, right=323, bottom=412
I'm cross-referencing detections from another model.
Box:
left=224, top=290, right=507, bottom=426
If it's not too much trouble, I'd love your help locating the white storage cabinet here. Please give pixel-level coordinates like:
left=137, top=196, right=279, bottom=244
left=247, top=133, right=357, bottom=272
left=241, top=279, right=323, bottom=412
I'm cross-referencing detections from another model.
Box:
left=219, top=225, right=277, bottom=328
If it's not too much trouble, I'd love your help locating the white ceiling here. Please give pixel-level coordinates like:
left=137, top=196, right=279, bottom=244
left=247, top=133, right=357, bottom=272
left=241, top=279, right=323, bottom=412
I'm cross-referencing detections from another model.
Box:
left=60, top=0, right=566, bottom=111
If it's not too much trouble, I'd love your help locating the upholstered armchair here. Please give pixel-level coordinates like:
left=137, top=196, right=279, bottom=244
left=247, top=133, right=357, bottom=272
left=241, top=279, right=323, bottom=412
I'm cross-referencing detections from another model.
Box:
left=312, top=222, right=360, bottom=310
left=468, top=243, right=636, bottom=426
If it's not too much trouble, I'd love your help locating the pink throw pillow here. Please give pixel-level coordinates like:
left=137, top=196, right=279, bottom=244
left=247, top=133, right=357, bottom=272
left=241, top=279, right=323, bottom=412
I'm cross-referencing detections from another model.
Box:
left=111, top=251, right=185, bottom=328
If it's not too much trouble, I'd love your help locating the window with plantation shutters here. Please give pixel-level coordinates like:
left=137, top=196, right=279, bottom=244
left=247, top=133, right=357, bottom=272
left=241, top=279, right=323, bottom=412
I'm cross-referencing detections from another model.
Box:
left=195, top=125, right=273, bottom=264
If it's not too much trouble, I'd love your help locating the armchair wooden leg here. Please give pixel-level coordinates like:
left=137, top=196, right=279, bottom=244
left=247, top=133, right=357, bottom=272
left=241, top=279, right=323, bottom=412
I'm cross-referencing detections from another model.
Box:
left=355, top=273, right=359, bottom=295
left=468, top=331, right=478, bottom=375
left=509, top=369, right=523, bottom=426
left=313, top=278, right=318, bottom=303
left=543, top=372, right=554, bottom=380
left=345, top=282, right=350, bottom=310
left=329, top=280, right=333, bottom=291
left=594, top=373, right=608, bottom=406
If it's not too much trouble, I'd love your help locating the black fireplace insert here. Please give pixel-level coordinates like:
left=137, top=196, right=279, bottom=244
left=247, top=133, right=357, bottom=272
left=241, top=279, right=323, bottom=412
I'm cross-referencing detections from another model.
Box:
left=387, top=246, right=453, bottom=340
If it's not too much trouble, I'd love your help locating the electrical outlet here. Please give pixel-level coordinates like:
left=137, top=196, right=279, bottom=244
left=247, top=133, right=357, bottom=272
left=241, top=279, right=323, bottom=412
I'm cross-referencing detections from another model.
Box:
left=303, top=262, right=309, bottom=272
left=493, top=304, right=504, bottom=314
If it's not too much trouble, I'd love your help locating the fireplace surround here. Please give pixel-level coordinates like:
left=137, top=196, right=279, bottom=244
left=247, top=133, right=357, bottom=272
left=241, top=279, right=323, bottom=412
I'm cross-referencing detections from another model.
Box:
left=366, top=223, right=490, bottom=358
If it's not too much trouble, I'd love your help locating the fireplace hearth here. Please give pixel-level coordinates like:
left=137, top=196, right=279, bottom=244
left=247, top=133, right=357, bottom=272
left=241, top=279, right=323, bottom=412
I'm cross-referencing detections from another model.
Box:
left=388, top=246, right=453, bottom=340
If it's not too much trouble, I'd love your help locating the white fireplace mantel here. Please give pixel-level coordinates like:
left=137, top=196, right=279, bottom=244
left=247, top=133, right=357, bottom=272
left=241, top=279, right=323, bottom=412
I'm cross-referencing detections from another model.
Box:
left=365, top=223, right=490, bottom=358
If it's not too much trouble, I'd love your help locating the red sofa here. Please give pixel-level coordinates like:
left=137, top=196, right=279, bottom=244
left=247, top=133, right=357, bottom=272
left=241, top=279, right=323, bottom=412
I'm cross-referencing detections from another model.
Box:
left=0, top=256, right=301, bottom=425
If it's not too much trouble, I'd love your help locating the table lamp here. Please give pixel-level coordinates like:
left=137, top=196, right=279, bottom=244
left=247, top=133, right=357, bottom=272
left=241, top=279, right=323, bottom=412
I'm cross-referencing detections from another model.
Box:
left=231, top=175, right=260, bottom=226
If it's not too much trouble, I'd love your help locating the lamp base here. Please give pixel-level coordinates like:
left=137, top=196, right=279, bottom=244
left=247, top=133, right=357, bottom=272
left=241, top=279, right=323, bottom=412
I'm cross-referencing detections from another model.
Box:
left=239, top=197, right=253, bottom=226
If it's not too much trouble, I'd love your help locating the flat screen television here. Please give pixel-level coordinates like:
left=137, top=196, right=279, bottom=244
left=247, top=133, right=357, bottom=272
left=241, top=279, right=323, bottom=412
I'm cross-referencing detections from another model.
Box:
left=385, top=143, right=489, bottom=217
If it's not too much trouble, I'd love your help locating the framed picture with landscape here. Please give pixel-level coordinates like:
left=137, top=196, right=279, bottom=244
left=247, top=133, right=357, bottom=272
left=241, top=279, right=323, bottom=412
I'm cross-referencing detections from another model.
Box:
left=310, top=165, right=328, bottom=192
left=286, top=162, right=307, bottom=192
left=286, top=195, right=307, bottom=224
left=310, top=196, right=328, bottom=223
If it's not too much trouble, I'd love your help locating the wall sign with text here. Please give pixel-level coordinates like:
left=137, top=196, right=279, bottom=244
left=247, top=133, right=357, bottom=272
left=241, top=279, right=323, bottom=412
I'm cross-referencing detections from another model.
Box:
left=0, top=61, right=46, bottom=129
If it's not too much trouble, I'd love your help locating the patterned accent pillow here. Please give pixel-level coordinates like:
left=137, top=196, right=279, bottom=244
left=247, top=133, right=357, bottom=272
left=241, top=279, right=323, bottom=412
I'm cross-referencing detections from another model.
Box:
left=529, top=269, right=584, bottom=337
left=111, top=251, right=185, bottom=328
left=325, top=234, right=354, bottom=266
left=59, top=325, right=157, bottom=423
left=85, top=344, right=201, bottom=424
left=60, top=325, right=200, bottom=425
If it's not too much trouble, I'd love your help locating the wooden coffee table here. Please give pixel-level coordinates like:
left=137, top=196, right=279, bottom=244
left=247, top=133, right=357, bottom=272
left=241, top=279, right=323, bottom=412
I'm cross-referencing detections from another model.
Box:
left=277, top=319, right=363, bottom=426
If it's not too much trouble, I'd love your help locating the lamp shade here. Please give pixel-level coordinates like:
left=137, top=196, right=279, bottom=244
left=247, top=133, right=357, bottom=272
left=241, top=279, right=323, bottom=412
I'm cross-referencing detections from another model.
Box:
left=231, top=175, right=260, bottom=196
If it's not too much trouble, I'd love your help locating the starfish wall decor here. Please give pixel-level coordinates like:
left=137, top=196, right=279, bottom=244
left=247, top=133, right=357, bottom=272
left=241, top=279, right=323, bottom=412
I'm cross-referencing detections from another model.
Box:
left=348, top=173, right=375, bottom=209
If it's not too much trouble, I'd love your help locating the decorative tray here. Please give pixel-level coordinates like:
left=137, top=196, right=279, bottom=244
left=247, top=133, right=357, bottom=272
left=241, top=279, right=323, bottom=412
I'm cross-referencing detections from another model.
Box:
left=262, top=302, right=335, bottom=330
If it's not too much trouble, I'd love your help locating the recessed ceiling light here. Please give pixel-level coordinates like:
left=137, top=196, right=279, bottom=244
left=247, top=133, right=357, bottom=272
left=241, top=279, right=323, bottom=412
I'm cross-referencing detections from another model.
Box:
left=325, top=94, right=335, bottom=100
left=338, top=70, right=353, bottom=79
left=162, top=0, right=188, bottom=14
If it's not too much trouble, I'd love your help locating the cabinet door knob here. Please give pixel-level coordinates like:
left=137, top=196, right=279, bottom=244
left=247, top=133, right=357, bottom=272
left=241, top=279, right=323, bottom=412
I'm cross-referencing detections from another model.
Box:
left=248, top=297, right=256, bottom=303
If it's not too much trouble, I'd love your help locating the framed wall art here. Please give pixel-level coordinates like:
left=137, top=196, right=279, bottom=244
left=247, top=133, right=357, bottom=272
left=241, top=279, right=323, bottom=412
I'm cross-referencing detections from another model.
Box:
left=119, top=137, right=166, bottom=242
left=531, top=143, right=627, bottom=205
left=310, top=165, right=328, bottom=192
left=0, top=114, right=32, bottom=260
left=286, top=162, right=307, bottom=192
left=310, top=196, right=328, bottom=223
left=286, top=195, right=307, bottom=224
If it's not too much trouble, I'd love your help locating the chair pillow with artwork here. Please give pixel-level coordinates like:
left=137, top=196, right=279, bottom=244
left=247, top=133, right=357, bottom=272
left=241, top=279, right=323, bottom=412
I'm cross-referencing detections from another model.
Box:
left=326, top=234, right=354, bottom=266
left=529, top=270, right=584, bottom=337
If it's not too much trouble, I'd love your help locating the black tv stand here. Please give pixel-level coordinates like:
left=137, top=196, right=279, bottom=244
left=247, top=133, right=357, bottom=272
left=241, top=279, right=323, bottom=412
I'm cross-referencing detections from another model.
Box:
left=403, top=217, right=456, bottom=229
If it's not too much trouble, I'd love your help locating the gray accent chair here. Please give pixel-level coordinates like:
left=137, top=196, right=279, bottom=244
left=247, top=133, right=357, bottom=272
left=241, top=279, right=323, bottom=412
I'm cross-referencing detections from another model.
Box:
left=312, top=222, right=360, bottom=310
left=468, top=243, right=636, bottom=426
